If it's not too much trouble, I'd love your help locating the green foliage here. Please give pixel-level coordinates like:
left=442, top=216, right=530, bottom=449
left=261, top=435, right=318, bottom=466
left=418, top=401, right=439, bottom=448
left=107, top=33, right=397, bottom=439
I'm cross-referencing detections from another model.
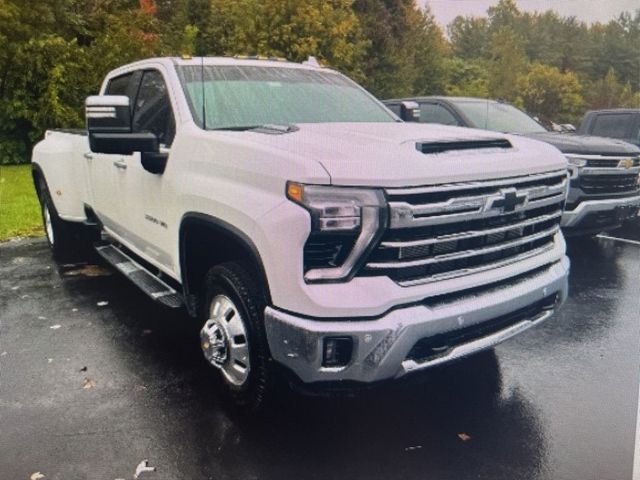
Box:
left=517, top=63, right=584, bottom=124
left=487, top=26, right=528, bottom=101
left=0, top=0, right=157, bottom=164
left=203, top=0, right=368, bottom=79
left=449, top=1, right=640, bottom=121
left=448, top=16, right=488, bottom=59
left=584, top=68, right=640, bottom=110
left=1, top=0, right=639, bottom=166
left=444, top=57, right=489, bottom=98
left=353, top=0, right=447, bottom=97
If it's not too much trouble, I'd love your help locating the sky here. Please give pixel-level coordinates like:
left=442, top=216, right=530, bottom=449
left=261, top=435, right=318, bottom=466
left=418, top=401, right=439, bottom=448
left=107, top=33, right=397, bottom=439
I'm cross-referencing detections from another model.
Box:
left=421, top=0, right=640, bottom=29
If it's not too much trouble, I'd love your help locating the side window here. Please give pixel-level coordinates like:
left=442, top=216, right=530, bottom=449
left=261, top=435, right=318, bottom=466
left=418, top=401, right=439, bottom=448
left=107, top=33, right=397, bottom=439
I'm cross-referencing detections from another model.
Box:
left=386, top=104, right=402, bottom=117
left=591, top=114, right=632, bottom=139
left=105, top=72, right=141, bottom=107
left=419, top=103, right=460, bottom=126
left=132, top=70, right=176, bottom=147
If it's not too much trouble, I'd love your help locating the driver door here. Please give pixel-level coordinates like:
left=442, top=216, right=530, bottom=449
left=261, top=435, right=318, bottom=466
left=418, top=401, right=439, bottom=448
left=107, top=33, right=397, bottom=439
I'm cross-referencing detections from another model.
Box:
left=117, top=68, right=177, bottom=273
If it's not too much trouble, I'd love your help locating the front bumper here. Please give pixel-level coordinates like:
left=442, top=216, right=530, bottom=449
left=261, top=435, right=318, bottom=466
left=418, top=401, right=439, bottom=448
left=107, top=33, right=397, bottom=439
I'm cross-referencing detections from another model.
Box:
left=561, top=194, right=640, bottom=229
left=264, top=256, right=569, bottom=384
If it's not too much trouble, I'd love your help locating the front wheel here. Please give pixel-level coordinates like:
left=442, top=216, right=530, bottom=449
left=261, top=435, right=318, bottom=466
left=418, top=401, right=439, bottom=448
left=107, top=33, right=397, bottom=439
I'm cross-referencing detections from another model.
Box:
left=199, top=262, right=275, bottom=412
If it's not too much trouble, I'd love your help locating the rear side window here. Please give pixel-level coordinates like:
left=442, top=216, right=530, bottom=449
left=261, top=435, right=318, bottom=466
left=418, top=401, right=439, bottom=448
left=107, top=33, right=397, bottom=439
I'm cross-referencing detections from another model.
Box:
left=132, top=70, right=176, bottom=146
left=419, top=103, right=460, bottom=126
left=591, top=114, right=633, bottom=139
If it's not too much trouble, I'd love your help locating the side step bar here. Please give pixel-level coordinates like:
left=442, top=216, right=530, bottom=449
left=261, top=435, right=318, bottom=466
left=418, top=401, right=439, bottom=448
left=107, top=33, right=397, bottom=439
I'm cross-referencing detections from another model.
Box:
left=95, top=243, right=183, bottom=308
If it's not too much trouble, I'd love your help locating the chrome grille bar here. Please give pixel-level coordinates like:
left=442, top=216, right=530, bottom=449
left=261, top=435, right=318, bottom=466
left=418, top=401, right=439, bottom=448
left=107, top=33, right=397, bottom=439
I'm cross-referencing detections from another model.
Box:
left=389, top=190, right=565, bottom=228
left=367, top=224, right=559, bottom=270
left=396, top=243, right=557, bottom=287
left=386, top=169, right=567, bottom=196
left=380, top=211, right=562, bottom=250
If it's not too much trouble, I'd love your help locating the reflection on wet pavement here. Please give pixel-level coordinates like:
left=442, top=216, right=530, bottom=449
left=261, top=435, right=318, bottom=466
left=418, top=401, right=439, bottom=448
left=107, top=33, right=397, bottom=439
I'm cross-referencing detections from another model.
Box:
left=0, top=230, right=638, bottom=480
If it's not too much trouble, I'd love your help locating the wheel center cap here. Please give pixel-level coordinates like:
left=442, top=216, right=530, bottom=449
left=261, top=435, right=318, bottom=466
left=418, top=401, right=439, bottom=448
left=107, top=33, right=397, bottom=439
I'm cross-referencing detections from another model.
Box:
left=201, top=320, right=229, bottom=366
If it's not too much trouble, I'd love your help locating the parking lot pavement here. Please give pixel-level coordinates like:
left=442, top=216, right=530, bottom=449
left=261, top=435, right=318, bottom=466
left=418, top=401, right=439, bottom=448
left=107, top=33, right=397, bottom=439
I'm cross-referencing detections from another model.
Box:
left=1, top=231, right=639, bottom=480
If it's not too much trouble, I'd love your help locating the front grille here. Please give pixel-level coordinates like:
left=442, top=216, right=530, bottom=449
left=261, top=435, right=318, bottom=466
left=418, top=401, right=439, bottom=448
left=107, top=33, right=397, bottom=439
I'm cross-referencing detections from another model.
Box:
left=580, top=173, right=639, bottom=195
left=362, top=170, right=567, bottom=286
left=586, top=157, right=640, bottom=168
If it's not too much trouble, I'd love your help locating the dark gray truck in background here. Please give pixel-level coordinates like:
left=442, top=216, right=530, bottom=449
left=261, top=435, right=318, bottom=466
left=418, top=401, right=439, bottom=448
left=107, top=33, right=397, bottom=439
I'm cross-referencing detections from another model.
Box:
left=578, top=109, right=640, bottom=147
left=385, top=97, right=640, bottom=236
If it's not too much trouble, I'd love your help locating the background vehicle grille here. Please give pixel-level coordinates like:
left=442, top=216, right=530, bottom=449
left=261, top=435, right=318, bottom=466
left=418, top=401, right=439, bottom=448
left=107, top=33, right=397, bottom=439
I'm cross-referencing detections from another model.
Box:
left=586, top=157, right=640, bottom=168
left=580, top=173, right=639, bottom=194
left=362, top=170, right=567, bottom=286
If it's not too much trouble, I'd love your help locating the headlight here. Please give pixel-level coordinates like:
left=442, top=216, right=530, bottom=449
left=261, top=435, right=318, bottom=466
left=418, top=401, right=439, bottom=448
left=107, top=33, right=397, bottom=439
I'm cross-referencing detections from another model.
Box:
left=286, top=182, right=387, bottom=283
left=565, top=154, right=587, bottom=179
left=565, top=155, right=587, bottom=167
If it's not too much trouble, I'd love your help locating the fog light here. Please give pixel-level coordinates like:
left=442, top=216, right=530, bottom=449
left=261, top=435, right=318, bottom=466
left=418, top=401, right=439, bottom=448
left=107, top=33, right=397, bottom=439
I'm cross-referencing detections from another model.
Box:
left=322, top=337, right=353, bottom=367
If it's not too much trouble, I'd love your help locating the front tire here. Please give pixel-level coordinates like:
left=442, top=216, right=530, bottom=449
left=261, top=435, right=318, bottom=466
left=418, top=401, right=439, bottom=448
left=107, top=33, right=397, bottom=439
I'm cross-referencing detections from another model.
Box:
left=199, top=261, right=274, bottom=412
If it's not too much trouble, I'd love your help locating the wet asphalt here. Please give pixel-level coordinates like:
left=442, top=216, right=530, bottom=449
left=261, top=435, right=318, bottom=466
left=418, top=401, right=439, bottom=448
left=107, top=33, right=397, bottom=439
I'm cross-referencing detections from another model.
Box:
left=1, top=224, right=639, bottom=480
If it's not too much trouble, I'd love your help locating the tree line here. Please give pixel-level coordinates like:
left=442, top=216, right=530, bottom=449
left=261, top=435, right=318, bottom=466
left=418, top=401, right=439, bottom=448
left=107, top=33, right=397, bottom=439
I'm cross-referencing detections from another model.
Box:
left=1, top=0, right=638, bottom=164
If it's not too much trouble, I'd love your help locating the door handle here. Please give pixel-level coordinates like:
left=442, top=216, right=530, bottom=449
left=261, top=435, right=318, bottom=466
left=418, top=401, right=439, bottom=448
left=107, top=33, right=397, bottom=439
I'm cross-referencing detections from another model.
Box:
left=112, top=160, right=127, bottom=170
left=84, top=152, right=94, bottom=160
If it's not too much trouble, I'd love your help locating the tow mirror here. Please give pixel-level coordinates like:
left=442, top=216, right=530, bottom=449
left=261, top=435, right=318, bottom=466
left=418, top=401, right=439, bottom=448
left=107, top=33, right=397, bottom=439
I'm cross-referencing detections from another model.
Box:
left=86, top=95, right=159, bottom=156
left=400, top=101, right=420, bottom=122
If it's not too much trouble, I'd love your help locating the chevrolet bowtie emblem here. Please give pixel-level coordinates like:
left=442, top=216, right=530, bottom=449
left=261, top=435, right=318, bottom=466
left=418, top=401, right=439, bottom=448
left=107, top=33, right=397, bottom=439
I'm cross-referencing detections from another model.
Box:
left=618, top=158, right=634, bottom=169
left=487, top=188, right=528, bottom=213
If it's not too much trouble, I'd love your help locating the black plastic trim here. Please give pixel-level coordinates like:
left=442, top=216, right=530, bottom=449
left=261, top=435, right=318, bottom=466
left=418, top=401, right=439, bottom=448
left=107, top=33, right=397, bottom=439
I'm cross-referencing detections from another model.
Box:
left=179, top=213, right=272, bottom=316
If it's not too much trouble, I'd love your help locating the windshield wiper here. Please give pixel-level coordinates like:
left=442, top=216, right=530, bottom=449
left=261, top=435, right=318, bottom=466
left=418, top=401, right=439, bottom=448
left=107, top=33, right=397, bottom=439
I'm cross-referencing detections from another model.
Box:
left=210, top=124, right=299, bottom=134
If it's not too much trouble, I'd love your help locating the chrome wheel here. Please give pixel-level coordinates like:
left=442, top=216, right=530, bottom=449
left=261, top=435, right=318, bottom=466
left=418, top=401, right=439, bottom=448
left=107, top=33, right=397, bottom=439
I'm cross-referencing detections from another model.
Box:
left=43, top=203, right=54, bottom=246
left=200, top=294, right=250, bottom=386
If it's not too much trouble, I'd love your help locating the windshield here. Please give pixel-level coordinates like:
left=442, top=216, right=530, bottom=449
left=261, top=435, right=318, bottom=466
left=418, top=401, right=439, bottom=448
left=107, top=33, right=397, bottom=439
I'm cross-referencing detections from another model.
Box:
left=177, top=65, right=396, bottom=129
left=452, top=100, right=548, bottom=134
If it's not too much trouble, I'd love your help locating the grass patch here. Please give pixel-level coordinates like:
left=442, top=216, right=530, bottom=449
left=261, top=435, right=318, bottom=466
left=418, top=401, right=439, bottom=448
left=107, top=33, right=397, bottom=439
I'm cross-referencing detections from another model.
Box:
left=0, top=164, right=43, bottom=241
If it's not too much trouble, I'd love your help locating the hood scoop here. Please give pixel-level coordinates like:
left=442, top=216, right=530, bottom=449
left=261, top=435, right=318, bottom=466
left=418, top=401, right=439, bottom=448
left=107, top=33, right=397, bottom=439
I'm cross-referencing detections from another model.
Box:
left=416, top=138, right=512, bottom=154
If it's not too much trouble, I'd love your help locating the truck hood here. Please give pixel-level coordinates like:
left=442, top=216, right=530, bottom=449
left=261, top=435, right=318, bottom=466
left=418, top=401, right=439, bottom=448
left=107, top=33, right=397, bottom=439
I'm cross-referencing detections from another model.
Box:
left=524, top=131, right=640, bottom=156
left=219, top=123, right=566, bottom=187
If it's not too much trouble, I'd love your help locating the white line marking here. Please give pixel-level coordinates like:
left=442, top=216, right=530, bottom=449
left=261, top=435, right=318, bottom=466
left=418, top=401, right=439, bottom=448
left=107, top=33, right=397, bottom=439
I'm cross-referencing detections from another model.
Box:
left=597, top=234, right=640, bottom=246
left=634, top=372, right=640, bottom=480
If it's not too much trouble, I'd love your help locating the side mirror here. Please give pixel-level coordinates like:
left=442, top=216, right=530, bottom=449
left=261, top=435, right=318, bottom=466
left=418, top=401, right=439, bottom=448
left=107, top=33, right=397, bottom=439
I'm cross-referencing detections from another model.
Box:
left=400, top=101, right=420, bottom=122
left=86, top=95, right=159, bottom=156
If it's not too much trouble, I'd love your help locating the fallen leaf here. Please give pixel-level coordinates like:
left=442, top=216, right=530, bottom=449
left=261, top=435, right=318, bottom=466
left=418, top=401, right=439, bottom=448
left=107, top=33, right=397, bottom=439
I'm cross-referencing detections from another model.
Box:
left=135, top=384, right=147, bottom=391
left=83, top=378, right=96, bottom=390
left=30, top=472, right=45, bottom=480
left=11, top=286, right=19, bottom=290
left=404, top=445, right=422, bottom=451
left=63, top=265, right=112, bottom=277
left=79, top=366, right=87, bottom=372
left=1, top=352, right=7, bottom=356
left=38, top=316, right=47, bottom=320
left=97, top=301, right=109, bottom=307
left=457, top=433, right=471, bottom=442
left=20, top=294, right=30, bottom=299
left=48, top=359, right=53, bottom=364
left=72, top=308, right=78, bottom=312
left=134, top=459, right=156, bottom=478
left=141, top=329, right=152, bottom=336
left=49, top=325, right=61, bottom=330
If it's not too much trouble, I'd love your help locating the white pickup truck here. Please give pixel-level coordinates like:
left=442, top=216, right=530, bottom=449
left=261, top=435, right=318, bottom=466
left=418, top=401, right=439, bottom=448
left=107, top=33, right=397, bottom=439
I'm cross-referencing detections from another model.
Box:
left=32, top=56, right=570, bottom=410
